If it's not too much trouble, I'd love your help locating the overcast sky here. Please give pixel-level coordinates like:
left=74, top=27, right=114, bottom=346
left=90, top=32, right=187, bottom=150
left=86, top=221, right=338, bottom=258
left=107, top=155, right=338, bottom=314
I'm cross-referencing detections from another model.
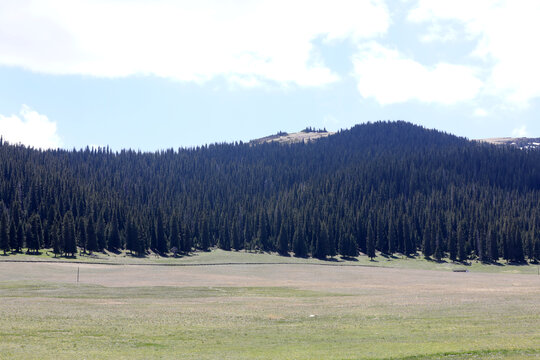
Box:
left=1, top=0, right=539, bottom=150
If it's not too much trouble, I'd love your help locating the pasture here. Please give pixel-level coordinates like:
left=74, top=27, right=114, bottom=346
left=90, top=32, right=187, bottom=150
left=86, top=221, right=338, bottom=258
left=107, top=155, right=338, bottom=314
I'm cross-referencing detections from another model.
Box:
left=0, top=255, right=538, bottom=359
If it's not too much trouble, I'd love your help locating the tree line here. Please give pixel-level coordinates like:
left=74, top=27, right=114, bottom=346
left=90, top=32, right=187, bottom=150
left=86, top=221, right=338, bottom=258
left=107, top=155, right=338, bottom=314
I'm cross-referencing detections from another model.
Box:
left=0, top=121, right=539, bottom=263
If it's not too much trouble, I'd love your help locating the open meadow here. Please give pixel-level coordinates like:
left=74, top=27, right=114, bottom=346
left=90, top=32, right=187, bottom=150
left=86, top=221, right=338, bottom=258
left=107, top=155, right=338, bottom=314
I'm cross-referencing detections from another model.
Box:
left=0, top=252, right=539, bottom=359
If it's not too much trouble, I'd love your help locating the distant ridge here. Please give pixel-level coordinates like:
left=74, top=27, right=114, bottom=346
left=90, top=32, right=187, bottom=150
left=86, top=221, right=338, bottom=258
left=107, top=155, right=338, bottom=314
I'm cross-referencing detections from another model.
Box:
left=251, top=128, right=335, bottom=145
left=478, top=137, right=540, bottom=150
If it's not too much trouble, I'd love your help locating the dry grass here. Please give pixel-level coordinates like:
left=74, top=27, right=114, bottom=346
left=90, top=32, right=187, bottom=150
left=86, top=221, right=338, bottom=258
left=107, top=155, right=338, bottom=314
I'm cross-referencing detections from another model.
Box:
left=0, top=261, right=538, bottom=359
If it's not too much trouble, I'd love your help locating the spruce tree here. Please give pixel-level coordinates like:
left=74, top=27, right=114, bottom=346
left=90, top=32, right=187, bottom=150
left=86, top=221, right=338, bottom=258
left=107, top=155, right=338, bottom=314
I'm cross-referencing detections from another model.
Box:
left=86, top=217, right=98, bottom=254
left=107, top=214, right=121, bottom=251
left=277, top=223, right=288, bottom=256
left=366, top=220, right=376, bottom=260
left=125, top=218, right=137, bottom=255
left=0, top=209, right=9, bottom=254
left=457, top=220, right=467, bottom=262
left=169, top=216, right=180, bottom=252
left=422, top=223, right=432, bottom=259
left=52, top=223, right=61, bottom=257
left=9, top=220, right=17, bottom=252
left=487, top=226, right=498, bottom=262
left=434, top=231, right=443, bottom=261
left=77, top=217, right=87, bottom=254
left=292, top=228, right=307, bottom=257
left=16, top=223, right=24, bottom=253
left=448, top=231, right=457, bottom=261
left=62, top=211, right=77, bottom=257
left=313, top=222, right=328, bottom=259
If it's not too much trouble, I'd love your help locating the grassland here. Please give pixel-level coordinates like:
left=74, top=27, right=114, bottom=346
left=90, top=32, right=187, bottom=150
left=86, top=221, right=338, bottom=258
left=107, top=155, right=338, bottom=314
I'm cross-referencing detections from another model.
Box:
left=0, top=253, right=539, bottom=360
left=2, top=248, right=539, bottom=275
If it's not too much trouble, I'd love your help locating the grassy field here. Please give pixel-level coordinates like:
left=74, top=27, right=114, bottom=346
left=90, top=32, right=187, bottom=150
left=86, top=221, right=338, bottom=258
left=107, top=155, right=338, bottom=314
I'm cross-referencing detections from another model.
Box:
left=0, top=254, right=539, bottom=360
left=2, top=248, right=540, bottom=275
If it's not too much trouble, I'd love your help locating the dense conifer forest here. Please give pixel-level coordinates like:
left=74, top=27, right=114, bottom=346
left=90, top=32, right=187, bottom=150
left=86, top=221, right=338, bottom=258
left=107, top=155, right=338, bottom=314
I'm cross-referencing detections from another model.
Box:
left=0, top=121, right=539, bottom=263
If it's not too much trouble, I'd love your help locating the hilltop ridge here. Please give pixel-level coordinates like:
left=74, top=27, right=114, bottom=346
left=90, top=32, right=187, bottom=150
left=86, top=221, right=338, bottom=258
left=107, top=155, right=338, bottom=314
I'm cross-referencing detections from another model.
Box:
left=250, top=128, right=335, bottom=144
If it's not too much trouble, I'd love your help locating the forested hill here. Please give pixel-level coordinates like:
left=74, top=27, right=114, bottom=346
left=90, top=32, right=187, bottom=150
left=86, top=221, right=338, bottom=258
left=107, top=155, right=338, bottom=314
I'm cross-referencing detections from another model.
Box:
left=0, top=121, right=539, bottom=262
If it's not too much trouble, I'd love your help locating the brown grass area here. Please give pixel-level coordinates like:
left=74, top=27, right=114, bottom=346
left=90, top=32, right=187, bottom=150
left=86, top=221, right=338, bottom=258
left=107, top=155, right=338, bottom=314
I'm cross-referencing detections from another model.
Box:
left=1, top=262, right=538, bottom=296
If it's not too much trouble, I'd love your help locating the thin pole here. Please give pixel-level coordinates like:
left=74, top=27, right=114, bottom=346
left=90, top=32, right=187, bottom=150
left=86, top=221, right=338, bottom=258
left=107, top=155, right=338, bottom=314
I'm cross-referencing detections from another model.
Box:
left=77, top=266, right=80, bottom=284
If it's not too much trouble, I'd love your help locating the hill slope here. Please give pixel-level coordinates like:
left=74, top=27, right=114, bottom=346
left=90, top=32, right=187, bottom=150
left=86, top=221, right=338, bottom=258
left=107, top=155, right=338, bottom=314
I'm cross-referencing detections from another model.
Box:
left=0, top=121, right=539, bottom=262
left=478, top=137, right=540, bottom=150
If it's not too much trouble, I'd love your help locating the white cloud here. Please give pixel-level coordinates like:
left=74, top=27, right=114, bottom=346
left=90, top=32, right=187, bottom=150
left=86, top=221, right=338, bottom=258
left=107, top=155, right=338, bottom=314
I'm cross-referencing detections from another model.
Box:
left=409, top=0, right=540, bottom=107
left=352, top=42, right=483, bottom=105
left=0, top=105, right=62, bottom=149
left=420, top=23, right=458, bottom=43
left=473, top=108, right=488, bottom=117
left=0, top=0, right=389, bottom=88
left=512, top=125, right=528, bottom=138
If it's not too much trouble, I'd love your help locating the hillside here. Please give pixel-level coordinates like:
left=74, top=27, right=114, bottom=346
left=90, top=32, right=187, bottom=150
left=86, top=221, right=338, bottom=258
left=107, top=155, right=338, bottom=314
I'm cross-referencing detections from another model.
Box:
left=478, top=137, right=540, bottom=150
left=250, top=128, right=335, bottom=144
left=0, top=121, right=539, bottom=263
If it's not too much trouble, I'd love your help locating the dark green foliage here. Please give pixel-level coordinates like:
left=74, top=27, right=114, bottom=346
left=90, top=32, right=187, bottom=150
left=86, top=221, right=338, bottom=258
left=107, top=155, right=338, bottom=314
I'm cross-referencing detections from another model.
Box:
left=277, top=223, right=288, bottom=256
left=86, top=217, right=98, bottom=253
left=366, top=218, right=376, bottom=260
left=26, top=214, right=42, bottom=254
left=15, top=223, right=24, bottom=254
left=107, top=214, right=121, bottom=251
left=9, top=220, right=17, bottom=252
left=313, top=222, right=329, bottom=259
left=125, top=218, right=138, bottom=255
left=339, top=233, right=358, bottom=258
left=62, top=211, right=77, bottom=257
left=434, top=231, right=443, bottom=261
left=155, top=211, right=167, bottom=254
left=422, top=223, right=432, bottom=259
left=169, top=216, right=181, bottom=252
left=0, top=121, right=537, bottom=262
left=457, top=221, right=467, bottom=262
left=52, top=223, right=61, bottom=257
left=0, top=208, right=9, bottom=254
left=77, top=217, right=87, bottom=254
left=292, top=228, right=307, bottom=257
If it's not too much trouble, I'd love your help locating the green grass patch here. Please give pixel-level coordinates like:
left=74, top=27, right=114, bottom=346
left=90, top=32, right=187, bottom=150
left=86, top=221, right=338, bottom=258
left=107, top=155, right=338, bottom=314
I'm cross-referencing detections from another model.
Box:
left=2, top=248, right=539, bottom=275
left=0, top=279, right=538, bottom=359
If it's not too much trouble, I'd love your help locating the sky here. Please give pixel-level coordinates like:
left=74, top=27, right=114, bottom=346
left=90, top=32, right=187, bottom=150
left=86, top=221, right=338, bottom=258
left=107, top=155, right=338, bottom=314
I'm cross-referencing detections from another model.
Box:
left=1, top=0, right=540, bottom=151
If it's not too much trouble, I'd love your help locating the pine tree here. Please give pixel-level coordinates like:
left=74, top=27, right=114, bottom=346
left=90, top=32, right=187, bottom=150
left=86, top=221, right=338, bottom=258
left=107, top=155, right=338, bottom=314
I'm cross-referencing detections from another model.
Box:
left=387, top=218, right=397, bottom=255
left=16, top=223, right=24, bottom=253
left=169, top=216, right=180, bottom=252
left=52, top=223, right=61, bottom=257
left=86, top=216, right=98, bottom=254
left=277, top=223, right=289, bottom=256
left=422, top=223, right=432, bottom=259
left=135, top=224, right=145, bottom=256
left=475, top=229, right=484, bottom=263
left=125, top=218, right=137, bottom=255
left=313, top=222, right=328, bottom=259
left=292, top=228, right=307, bottom=257
left=366, top=219, right=376, bottom=260
left=9, top=220, right=16, bottom=252
left=0, top=209, right=9, bottom=254
left=27, top=215, right=42, bottom=254
left=155, top=211, right=168, bottom=254
left=97, top=219, right=106, bottom=251
left=339, top=233, right=358, bottom=258
left=434, top=231, right=443, bottom=261
left=62, top=211, right=77, bottom=257
left=448, top=221, right=457, bottom=262
left=487, top=226, right=498, bottom=262
left=200, top=218, right=210, bottom=251
left=107, top=214, right=121, bottom=251
left=457, top=220, right=467, bottom=262
left=513, top=228, right=525, bottom=263
left=77, top=217, right=87, bottom=254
